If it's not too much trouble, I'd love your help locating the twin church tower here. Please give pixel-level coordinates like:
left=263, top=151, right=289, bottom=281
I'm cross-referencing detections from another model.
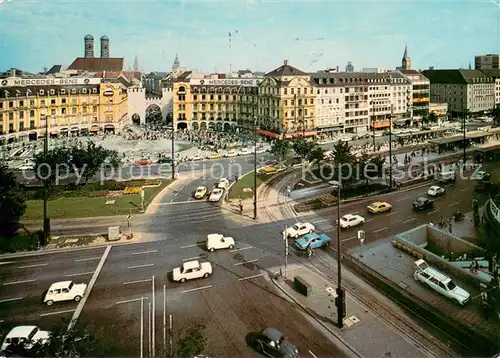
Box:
left=83, top=34, right=110, bottom=59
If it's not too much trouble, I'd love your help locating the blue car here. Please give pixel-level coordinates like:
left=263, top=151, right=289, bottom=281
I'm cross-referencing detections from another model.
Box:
left=295, top=233, right=331, bottom=250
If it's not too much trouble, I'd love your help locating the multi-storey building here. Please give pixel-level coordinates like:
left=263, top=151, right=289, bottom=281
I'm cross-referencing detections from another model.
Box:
left=475, top=54, right=500, bottom=70
left=478, top=69, right=500, bottom=105
left=389, top=71, right=413, bottom=125
left=172, top=72, right=260, bottom=131
left=310, top=72, right=345, bottom=137
left=258, top=60, right=316, bottom=138
left=422, top=69, right=495, bottom=117
left=0, top=76, right=128, bottom=143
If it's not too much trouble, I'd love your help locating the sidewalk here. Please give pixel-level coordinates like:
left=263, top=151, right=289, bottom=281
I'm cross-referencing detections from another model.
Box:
left=271, top=265, right=446, bottom=358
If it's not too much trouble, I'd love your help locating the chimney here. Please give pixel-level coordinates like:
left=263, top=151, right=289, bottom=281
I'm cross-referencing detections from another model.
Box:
left=284, top=60, right=288, bottom=66
left=43, top=67, right=47, bottom=74
left=336, top=65, right=339, bottom=72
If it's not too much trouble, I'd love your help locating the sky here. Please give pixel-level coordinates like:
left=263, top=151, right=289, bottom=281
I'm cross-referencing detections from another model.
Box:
left=0, top=0, right=499, bottom=74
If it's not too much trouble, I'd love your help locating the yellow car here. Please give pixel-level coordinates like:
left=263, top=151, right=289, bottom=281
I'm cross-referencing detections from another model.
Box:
left=193, top=186, right=208, bottom=199
left=367, top=201, right=392, bottom=214
left=206, top=153, right=221, bottom=159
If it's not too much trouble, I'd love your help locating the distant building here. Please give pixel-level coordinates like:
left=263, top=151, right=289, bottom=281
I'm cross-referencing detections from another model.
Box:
left=478, top=69, right=500, bottom=105
left=68, top=35, right=124, bottom=72
left=345, top=61, right=354, bottom=72
left=429, top=103, right=448, bottom=118
left=362, top=68, right=390, bottom=73
left=172, top=54, right=180, bottom=72
left=143, top=72, right=167, bottom=95
left=475, top=54, right=500, bottom=70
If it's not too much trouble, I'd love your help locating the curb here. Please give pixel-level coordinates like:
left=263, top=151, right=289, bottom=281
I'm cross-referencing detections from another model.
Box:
left=145, top=177, right=178, bottom=215
left=269, top=273, right=363, bottom=358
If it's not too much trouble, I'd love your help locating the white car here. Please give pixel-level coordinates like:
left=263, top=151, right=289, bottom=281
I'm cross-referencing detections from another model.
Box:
left=224, top=150, right=238, bottom=157
left=206, top=233, right=235, bottom=252
left=1, top=326, right=51, bottom=352
left=190, top=154, right=204, bottom=161
left=282, top=222, right=315, bottom=238
left=339, top=214, right=365, bottom=229
left=218, top=178, right=230, bottom=189
left=472, top=170, right=490, bottom=181
left=427, top=185, right=445, bottom=197
left=194, top=186, right=208, bottom=199
left=43, top=281, right=87, bottom=306
left=17, top=163, right=35, bottom=170
left=208, top=188, right=224, bottom=202
left=172, top=260, right=213, bottom=283
left=238, top=148, right=250, bottom=156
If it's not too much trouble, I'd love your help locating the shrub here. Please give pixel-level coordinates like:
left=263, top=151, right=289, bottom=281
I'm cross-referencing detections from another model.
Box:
left=318, top=194, right=336, bottom=205
left=0, top=233, right=39, bottom=253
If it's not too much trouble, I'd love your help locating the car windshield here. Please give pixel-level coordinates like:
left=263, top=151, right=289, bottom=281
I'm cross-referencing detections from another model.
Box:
left=341, top=216, right=349, bottom=221
left=417, top=198, right=426, bottom=203
left=293, top=224, right=301, bottom=230
left=28, top=327, right=38, bottom=340
left=446, top=281, right=457, bottom=290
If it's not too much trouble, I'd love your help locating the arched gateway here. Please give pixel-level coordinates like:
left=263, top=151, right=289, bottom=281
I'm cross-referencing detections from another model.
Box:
left=127, top=86, right=173, bottom=127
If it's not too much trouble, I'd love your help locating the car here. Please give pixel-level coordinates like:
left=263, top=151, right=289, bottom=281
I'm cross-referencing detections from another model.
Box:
left=193, top=186, right=207, bottom=199
left=238, top=148, right=250, bottom=156
left=172, top=260, right=212, bottom=283
left=217, top=178, right=230, bottom=189
left=412, top=197, right=434, bottom=211
left=475, top=181, right=493, bottom=193
left=1, top=326, right=51, bottom=352
left=190, top=154, right=204, bottom=161
left=157, top=157, right=172, bottom=164
left=437, top=171, right=456, bottom=183
left=224, top=150, right=238, bottom=157
left=427, top=185, right=445, bottom=197
left=206, top=233, right=235, bottom=252
left=206, top=153, right=221, bottom=159
left=248, top=328, right=299, bottom=358
left=295, top=233, right=331, bottom=250
left=43, top=281, right=87, bottom=306
left=366, top=201, right=392, bottom=214
left=208, top=188, right=224, bottom=202
left=339, top=214, right=365, bottom=228
left=282, top=222, right=315, bottom=238
left=472, top=170, right=491, bottom=181
left=135, top=158, right=152, bottom=165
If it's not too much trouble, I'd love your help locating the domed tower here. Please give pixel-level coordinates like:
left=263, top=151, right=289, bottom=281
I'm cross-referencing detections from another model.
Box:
left=84, top=34, right=94, bottom=58
left=100, top=35, right=110, bottom=58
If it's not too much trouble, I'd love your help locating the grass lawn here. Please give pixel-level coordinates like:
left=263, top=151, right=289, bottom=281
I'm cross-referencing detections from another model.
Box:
left=227, top=171, right=269, bottom=200
left=22, top=179, right=172, bottom=220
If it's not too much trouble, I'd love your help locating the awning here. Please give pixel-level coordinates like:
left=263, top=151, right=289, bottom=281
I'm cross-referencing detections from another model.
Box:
left=256, top=129, right=279, bottom=138
left=60, top=128, right=69, bottom=132
left=104, top=124, right=115, bottom=129
left=90, top=127, right=99, bottom=132
left=71, top=127, right=79, bottom=131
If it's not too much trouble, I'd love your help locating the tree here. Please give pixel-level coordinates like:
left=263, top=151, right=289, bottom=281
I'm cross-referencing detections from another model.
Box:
left=367, top=156, right=386, bottom=178
left=292, top=138, right=314, bottom=159
left=70, top=142, right=120, bottom=184
left=177, top=323, right=208, bottom=358
left=329, top=140, right=357, bottom=185
left=307, top=145, right=325, bottom=168
left=0, top=162, right=27, bottom=237
left=488, top=104, right=500, bottom=125
left=428, top=112, right=438, bottom=123
left=269, top=138, right=290, bottom=163
left=33, top=147, right=72, bottom=185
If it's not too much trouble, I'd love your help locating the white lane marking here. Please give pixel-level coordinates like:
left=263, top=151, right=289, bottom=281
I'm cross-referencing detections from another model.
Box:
left=0, top=261, right=15, bottom=266
left=402, top=218, right=416, bottom=224
left=341, top=236, right=357, bottom=242
left=154, top=200, right=201, bottom=206
left=309, top=351, right=319, bottom=358
left=234, top=259, right=259, bottom=266
left=40, top=309, right=75, bottom=317
left=395, top=197, right=408, bottom=202
left=230, top=246, right=253, bottom=253
left=65, top=271, right=94, bottom=277
left=75, top=257, right=101, bottom=262
left=18, top=263, right=48, bottom=269
left=387, top=211, right=399, bottom=216
left=365, top=219, right=375, bottom=223
left=181, top=285, right=213, bottom=294
left=182, top=256, right=205, bottom=261
left=0, top=297, right=23, bottom=303
left=373, top=227, right=389, bottom=234
left=123, top=279, right=152, bottom=285
left=312, top=219, right=328, bottom=224
left=427, top=209, right=439, bottom=215
left=68, top=245, right=111, bottom=332
left=116, top=297, right=149, bottom=305
left=3, top=279, right=36, bottom=286
left=238, top=274, right=264, bottom=281
left=180, top=244, right=198, bottom=249
left=131, top=250, right=158, bottom=255
left=449, top=202, right=460, bottom=207
left=460, top=188, right=467, bottom=192
left=127, top=264, right=155, bottom=269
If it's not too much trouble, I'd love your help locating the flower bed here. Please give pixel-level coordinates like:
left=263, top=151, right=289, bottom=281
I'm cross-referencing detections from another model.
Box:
left=89, top=191, right=109, bottom=198
left=107, top=190, right=123, bottom=198
left=318, top=194, right=337, bottom=205
left=124, top=187, right=143, bottom=195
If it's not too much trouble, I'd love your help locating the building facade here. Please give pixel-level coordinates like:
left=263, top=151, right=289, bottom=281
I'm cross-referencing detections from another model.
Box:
left=429, top=102, right=448, bottom=117
left=479, top=69, right=500, bottom=105
left=310, top=72, right=345, bottom=136
left=0, top=76, right=128, bottom=143
left=475, top=54, right=500, bottom=70
left=422, top=69, right=495, bottom=117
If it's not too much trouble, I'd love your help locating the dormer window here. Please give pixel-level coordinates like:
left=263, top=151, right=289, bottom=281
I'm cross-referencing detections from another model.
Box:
left=50, top=89, right=55, bottom=95
left=82, top=88, right=87, bottom=94
left=39, top=90, right=44, bottom=96
left=61, top=89, right=66, bottom=95
left=71, top=88, right=77, bottom=94
left=92, top=88, right=98, bottom=94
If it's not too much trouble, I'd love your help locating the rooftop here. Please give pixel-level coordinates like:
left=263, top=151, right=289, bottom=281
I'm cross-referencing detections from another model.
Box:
left=421, top=69, right=494, bottom=84
left=265, top=60, right=308, bottom=77
left=68, top=57, right=124, bottom=72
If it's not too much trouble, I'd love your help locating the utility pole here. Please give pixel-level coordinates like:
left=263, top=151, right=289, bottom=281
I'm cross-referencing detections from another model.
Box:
left=163, top=285, right=166, bottom=351
left=152, top=276, right=155, bottom=358
left=168, top=315, right=173, bottom=358
left=140, top=297, right=144, bottom=358
left=462, top=98, right=467, bottom=166
left=148, top=302, right=152, bottom=358
left=253, top=116, right=258, bottom=220
left=334, top=178, right=345, bottom=328
left=42, top=115, right=50, bottom=245
left=389, top=105, right=394, bottom=191
left=171, top=129, right=175, bottom=180
left=371, top=115, right=376, bottom=150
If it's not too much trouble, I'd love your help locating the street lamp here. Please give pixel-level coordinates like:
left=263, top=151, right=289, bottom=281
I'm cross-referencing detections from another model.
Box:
left=389, top=106, right=394, bottom=191
left=332, top=179, right=346, bottom=328
left=170, top=127, right=175, bottom=180
left=253, top=116, right=258, bottom=220
left=462, top=99, right=467, bottom=166
left=42, top=115, right=51, bottom=245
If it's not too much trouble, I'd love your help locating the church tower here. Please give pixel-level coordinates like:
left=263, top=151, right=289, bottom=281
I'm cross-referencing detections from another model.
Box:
left=100, top=35, right=109, bottom=58
left=401, top=44, right=411, bottom=71
left=84, top=34, right=94, bottom=58
left=172, top=54, right=180, bottom=72
left=133, top=55, right=139, bottom=72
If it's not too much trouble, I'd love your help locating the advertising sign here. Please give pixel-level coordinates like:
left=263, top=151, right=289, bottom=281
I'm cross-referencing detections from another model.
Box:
left=0, top=77, right=101, bottom=87
left=189, top=78, right=261, bottom=87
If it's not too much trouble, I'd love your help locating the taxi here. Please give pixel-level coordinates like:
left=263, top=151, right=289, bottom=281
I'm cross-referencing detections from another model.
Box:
left=366, top=201, right=392, bottom=214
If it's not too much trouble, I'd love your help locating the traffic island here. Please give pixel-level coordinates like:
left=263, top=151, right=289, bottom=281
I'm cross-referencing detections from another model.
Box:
left=46, top=232, right=140, bottom=249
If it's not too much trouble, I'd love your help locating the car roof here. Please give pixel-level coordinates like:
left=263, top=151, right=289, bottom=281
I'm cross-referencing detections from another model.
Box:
left=301, top=233, right=319, bottom=240
left=341, top=214, right=356, bottom=219
left=294, top=222, right=305, bottom=226
left=371, top=201, right=385, bottom=206
left=196, top=186, right=206, bottom=191
left=183, top=260, right=201, bottom=269
left=263, top=328, right=283, bottom=341
left=429, top=186, right=440, bottom=190
left=207, top=233, right=222, bottom=240
left=6, top=326, right=37, bottom=338
left=212, top=188, right=223, bottom=193
left=416, top=196, right=427, bottom=201
left=48, top=281, right=73, bottom=290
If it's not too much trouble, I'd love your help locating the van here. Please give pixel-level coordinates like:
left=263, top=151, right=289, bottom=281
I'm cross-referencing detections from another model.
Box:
left=438, top=170, right=456, bottom=183
left=414, top=259, right=470, bottom=306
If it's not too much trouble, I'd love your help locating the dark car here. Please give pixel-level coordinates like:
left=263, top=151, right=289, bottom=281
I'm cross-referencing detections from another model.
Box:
left=413, top=197, right=434, bottom=211
left=475, top=181, right=493, bottom=194
left=248, top=328, right=299, bottom=358
left=157, top=157, right=172, bottom=164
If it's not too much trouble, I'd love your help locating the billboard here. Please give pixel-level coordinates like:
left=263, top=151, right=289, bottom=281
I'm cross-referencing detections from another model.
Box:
left=0, top=77, right=101, bottom=87
left=189, top=78, right=261, bottom=87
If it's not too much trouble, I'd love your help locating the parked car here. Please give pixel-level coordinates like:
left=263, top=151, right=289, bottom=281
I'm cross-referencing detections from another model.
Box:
left=366, top=201, right=392, bottom=214
left=339, top=214, right=365, bottom=229
left=248, top=328, right=299, bottom=358
left=43, top=281, right=87, bottom=306
left=238, top=148, right=250, bottom=156
left=282, top=222, right=315, bottom=238
left=218, top=178, right=230, bottom=189
left=427, top=185, right=445, bottom=197
left=206, top=233, right=235, bottom=252
left=224, top=150, right=238, bottom=157
left=206, top=153, right=221, bottom=160
left=194, top=186, right=207, bottom=199
left=157, top=157, right=172, bottom=164
left=475, top=181, right=493, bottom=194
left=208, top=188, right=224, bottom=202
left=1, top=326, right=51, bottom=352
left=135, top=158, right=152, bottom=165
left=172, top=260, right=212, bottom=283
left=437, top=171, right=456, bottom=183
left=190, top=154, right=204, bottom=161
left=412, top=197, right=434, bottom=211
left=472, top=170, right=491, bottom=181
left=295, top=233, right=331, bottom=250
left=414, top=259, right=470, bottom=306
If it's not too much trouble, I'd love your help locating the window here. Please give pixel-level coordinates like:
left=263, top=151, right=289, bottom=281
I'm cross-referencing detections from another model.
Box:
left=193, top=95, right=197, bottom=100
left=30, top=120, right=35, bottom=129
left=19, top=111, right=24, bottom=119
left=93, top=106, right=97, bottom=113
left=61, top=89, right=66, bottom=95
left=19, top=100, right=24, bottom=107
left=40, top=90, right=45, bottom=95
left=71, top=89, right=76, bottom=94
left=9, top=113, right=13, bottom=120
left=210, top=95, right=214, bottom=100
left=72, top=108, right=77, bottom=114
left=61, top=108, right=66, bottom=114
left=82, top=88, right=87, bottom=94
left=92, top=88, right=98, bottom=94
left=19, top=122, right=24, bottom=131
left=9, top=101, right=13, bottom=108
left=51, top=109, right=56, bottom=115
left=29, top=100, right=34, bottom=106
left=51, top=99, right=56, bottom=105
left=62, top=99, right=66, bottom=104
left=50, top=89, right=55, bottom=95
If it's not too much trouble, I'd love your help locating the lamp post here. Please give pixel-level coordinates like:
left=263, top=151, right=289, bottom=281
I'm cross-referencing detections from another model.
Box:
left=253, top=116, right=258, bottom=220
left=462, top=99, right=467, bottom=166
left=389, top=106, right=394, bottom=192
left=170, top=128, right=175, bottom=180
left=333, top=179, right=345, bottom=328
left=42, top=115, right=51, bottom=245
